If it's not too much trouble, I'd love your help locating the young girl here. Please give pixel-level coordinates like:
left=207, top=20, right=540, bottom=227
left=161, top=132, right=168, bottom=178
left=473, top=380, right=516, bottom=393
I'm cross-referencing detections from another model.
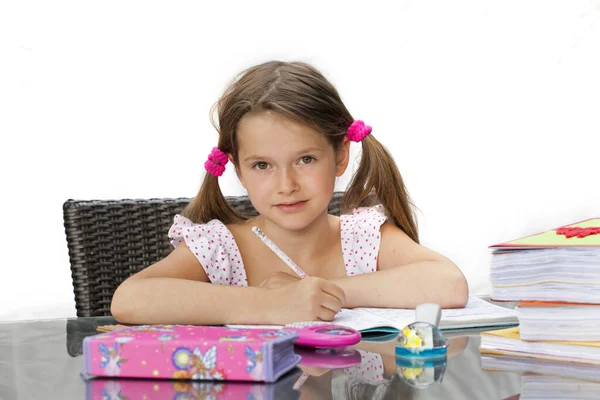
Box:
left=111, top=60, right=469, bottom=325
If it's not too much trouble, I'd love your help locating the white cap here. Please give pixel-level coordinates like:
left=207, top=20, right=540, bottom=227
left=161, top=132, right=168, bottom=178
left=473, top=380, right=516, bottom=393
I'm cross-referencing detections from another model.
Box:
left=415, top=303, right=442, bottom=327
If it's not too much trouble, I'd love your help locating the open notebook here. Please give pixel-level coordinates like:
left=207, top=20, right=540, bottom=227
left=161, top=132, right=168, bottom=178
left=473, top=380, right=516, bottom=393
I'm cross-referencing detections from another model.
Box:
left=228, top=296, right=518, bottom=334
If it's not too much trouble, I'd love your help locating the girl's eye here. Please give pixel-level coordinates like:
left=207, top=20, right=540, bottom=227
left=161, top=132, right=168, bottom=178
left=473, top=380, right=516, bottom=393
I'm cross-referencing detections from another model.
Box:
left=253, top=162, right=269, bottom=170
left=299, top=156, right=315, bottom=164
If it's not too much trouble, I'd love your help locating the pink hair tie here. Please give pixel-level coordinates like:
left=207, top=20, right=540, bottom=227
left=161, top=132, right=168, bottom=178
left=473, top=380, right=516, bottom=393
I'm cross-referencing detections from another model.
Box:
left=204, top=147, right=229, bottom=177
left=346, top=120, right=372, bottom=142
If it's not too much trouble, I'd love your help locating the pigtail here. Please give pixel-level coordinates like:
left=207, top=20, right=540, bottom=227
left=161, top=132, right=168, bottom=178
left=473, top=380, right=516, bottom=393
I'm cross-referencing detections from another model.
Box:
left=181, top=173, right=247, bottom=225
left=181, top=93, right=250, bottom=225
left=343, top=134, right=420, bottom=243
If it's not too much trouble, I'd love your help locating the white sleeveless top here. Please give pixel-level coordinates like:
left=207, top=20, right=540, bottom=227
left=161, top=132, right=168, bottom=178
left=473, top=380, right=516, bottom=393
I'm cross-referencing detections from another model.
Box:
left=167, top=205, right=388, bottom=286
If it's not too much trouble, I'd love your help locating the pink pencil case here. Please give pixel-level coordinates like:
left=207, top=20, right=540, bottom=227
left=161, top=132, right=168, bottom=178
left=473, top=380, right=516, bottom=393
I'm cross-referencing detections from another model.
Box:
left=82, top=325, right=301, bottom=382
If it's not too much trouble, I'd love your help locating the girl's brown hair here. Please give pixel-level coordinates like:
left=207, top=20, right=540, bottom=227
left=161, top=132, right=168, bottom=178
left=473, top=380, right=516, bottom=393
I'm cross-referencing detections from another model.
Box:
left=182, top=60, right=419, bottom=243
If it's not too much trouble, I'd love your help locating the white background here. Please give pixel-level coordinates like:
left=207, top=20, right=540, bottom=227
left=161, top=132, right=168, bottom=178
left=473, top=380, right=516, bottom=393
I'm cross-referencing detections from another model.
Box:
left=1, top=0, right=599, bottom=321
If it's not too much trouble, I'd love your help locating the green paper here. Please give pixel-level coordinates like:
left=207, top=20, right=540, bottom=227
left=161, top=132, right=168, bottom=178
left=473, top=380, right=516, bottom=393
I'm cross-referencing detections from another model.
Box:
left=493, top=218, right=600, bottom=248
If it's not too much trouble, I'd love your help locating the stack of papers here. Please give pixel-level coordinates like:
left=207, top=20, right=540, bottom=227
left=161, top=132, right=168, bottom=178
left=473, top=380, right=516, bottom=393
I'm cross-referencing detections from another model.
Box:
left=483, top=220, right=600, bottom=395
left=489, top=218, right=600, bottom=303
left=480, top=327, right=600, bottom=365
left=488, top=218, right=600, bottom=342
left=490, top=248, right=600, bottom=303
left=517, top=301, right=600, bottom=341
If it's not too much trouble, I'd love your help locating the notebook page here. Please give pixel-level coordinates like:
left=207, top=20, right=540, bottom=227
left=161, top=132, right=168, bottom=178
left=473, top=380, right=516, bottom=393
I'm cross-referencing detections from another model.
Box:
left=225, top=309, right=395, bottom=332
left=351, top=296, right=518, bottom=330
left=327, top=308, right=403, bottom=331
left=441, top=296, right=517, bottom=317
left=436, top=296, right=518, bottom=328
left=226, top=324, right=285, bottom=329
left=227, top=296, right=518, bottom=331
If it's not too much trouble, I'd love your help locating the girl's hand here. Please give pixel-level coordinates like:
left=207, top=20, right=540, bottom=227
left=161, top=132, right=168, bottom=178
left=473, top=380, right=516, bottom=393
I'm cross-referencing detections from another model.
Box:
left=259, top=271, right=301, bottom=289
left=268, top=277, right=346, bottom=324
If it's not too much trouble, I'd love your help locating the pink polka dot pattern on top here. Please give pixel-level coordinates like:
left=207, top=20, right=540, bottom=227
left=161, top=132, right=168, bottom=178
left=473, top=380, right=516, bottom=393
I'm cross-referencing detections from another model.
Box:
left=168, top=215, right=248, bottom=286
left=340, top=204, right=388, bottom=276
left=167, top=205, right=387, bottom=285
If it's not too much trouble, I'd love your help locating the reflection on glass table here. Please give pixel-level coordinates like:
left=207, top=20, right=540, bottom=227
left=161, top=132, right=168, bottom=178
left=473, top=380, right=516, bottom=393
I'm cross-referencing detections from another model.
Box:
left=1, top=317, right=529, bottom=399
left=84, top=369, right=303, bottom=400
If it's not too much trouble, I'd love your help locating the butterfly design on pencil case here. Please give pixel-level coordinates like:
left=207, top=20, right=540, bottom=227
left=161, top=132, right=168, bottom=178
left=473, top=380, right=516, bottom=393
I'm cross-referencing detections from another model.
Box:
left=98, top=343, right=126, bottom=376
left=172, top=346, right=226, bottom=380
left=245, top=346, right=265, bottom=380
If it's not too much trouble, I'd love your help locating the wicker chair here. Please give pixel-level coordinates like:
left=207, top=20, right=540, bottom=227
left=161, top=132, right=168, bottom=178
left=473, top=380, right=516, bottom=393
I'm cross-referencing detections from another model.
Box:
left=63, top=192, right=345, bottom=317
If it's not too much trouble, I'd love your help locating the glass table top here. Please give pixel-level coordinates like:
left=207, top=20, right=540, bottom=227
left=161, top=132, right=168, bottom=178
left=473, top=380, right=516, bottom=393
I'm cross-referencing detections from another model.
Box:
left=1, top=315, right=592, bottom=400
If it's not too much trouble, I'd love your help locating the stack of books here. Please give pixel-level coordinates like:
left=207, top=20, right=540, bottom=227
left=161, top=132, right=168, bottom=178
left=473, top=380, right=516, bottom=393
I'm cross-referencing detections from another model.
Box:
left=516, top=301, right=600, bottom=342
left=489, top=218, right=600, bottom=304
left=481, top=218, right=600, bottom=365
left=480, top=326, right=600, bottom=364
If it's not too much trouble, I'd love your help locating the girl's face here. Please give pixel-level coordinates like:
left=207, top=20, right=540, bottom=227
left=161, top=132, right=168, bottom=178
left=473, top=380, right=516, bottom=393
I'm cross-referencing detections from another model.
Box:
left=234, top=111, right=349, bottom=231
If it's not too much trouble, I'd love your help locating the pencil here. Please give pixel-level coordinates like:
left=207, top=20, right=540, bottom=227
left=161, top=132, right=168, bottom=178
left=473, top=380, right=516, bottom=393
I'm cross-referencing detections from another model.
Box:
left=251, top=226, right=309, bottom=279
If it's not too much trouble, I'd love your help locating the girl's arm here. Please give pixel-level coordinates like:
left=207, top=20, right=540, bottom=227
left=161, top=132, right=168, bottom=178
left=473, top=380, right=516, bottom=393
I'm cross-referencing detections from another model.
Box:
left=111, top=243, right=345, bottom=325
left=113, top=278, right=274, bottom=325
left=110, top=243, right=272, bottom=325
left=332, top=222, right=469, bottom=309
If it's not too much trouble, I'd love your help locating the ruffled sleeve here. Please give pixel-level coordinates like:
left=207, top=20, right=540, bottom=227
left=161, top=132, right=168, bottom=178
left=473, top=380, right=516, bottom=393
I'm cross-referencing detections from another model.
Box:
left=340, top=204, right=388, bottom=276
left=167, top=214, right=248, bottom=286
